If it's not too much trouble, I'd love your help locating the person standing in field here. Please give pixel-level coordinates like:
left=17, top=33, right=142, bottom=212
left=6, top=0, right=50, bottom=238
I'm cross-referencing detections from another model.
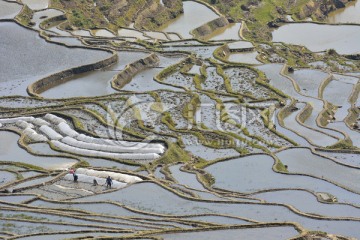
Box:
left=73, top=173, right=78, bottom=182
left=106, top=176, right=112, bottom=188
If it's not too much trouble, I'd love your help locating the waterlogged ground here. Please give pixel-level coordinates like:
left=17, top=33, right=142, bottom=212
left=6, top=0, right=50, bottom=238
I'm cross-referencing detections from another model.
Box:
left=0, top=0, right=360, bottom=239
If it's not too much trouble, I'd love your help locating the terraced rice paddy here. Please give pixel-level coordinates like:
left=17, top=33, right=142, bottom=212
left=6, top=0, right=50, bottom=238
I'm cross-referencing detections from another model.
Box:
left=0, top=0, right=359, bottom=239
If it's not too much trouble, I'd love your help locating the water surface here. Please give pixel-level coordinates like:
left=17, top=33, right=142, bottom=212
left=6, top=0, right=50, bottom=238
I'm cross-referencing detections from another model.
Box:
left=327, top=0, right=360, bottom=23
left=0, top=131, right=77, bottom=169
left=0, top=1, right=22, bottom=19
left=158, top=227, right=299, bottom=240
left=208, top=23, right=241, bottom=41
left=41, top=51, right=148, bottom=98
left=22, top=0, right=49, bottom=10
left=160, top=1, right=219, bottom=38
left=0, top=22, right=111, bottom=96
left=272, top=23, right=360, bottom=54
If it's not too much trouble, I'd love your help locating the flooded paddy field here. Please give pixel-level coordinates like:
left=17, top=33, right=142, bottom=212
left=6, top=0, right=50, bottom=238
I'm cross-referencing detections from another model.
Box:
left=0, top=1, right=21, bottom=19
left=272, top=23, right=360, bottom=54
left=327, top=0, right=360, bottom=24
left=0, top=0, right=359, bottom=239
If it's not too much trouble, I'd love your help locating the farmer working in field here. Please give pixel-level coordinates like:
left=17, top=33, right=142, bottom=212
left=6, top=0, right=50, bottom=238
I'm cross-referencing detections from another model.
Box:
left=106, top=176, right=112, bottom=188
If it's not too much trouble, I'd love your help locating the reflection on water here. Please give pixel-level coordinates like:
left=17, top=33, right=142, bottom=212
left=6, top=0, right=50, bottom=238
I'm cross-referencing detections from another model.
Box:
left=159, top=227, right=299, bottom=240
left=31, top=9, right=64, bottom=30
left=0, top=1, right=22, bottom=19
left=208, top=23, right=241, bottom=41
left=272, top=23, right=360, bottom=54
left=93, top=29, right=116, bottom=38
left=160, top=1, right=218, bottom=38
left=327, top=0, right=360, bottom=23
left=21, top=0, right=49, bottom=10
left=0, top=131, right=77, bottom=170
left=40, top=51, right=148, bottom=98
left=227, top=51, right=261, bottom=65
left=0, top=22, right=111, bottom=96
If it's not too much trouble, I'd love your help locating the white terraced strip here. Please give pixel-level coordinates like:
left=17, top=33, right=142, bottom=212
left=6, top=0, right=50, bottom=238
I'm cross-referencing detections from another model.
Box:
left=0, top=115, right=165, bottom=159
left=63, top=174, right=127, bottom=189
left=32, top=118, right=50, bottom=126
left=76, top=168, right=142, bottom=184
left=57, top=122, right=164, bottom=153
left=58, top=122, right=79, bottom=138
left=39, top=125, right=63, bottom=140
left=23, top=128, right=48, bottom=142
left=0, top=117, right=36, bottom=124
left=16, top=120, right=34, bottom=129
left=0, top=117, right=49, bottom=126
left=75, top=133, right=165, bottom=152
left=51, top=140, right=160, bottom=160
left=62, top=136, right=164, bottom=154
left=44, top=113, right=66, bottom=125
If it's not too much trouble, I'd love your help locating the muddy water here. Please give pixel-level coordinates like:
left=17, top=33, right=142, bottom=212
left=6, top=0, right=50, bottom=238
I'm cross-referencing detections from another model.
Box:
left=327, top=0, right=360, bottom=24
left=0, top=22, right=111, bottom=96
left=160, top=1, right=219, bottom=38
left=0, top=1, right=22, bottom=19
left=272, top=23, right=360, bottom=54
left=0, top=131, right=77, bottom=169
